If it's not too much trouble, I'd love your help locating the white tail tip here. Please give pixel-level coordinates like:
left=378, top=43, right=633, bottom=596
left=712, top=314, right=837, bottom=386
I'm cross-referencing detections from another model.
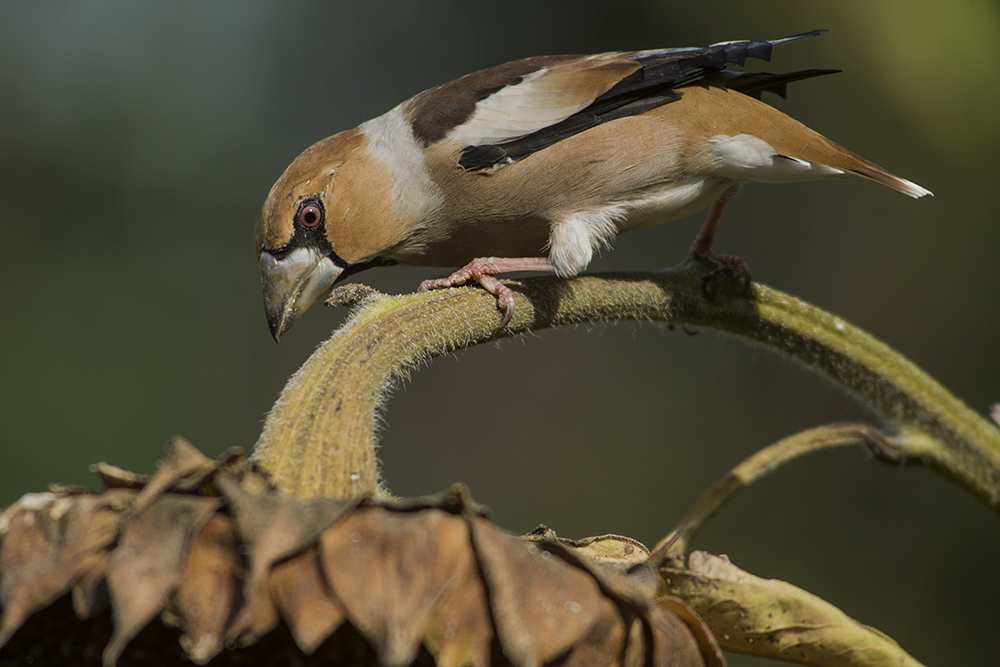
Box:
left=896, top=177, right=933, bottom=199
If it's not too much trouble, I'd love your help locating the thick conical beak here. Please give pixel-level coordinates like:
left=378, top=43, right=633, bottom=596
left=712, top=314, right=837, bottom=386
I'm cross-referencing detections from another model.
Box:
left=260, top=248, right=342, bottom=342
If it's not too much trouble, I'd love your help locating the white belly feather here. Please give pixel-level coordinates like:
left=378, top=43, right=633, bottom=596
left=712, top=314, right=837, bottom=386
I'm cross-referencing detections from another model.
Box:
left=548, top=177, right=733, bottom=277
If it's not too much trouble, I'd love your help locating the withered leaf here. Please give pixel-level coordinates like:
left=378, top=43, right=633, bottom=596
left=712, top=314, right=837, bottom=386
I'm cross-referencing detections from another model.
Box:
left=661, top=551, right=925, bottom=667
left=128, top=437, right=218, bottom=513
left=0, top=491, right=130, bottom=648
left=92, top=462, right=150, bottom=490
left=548, top=595, right=629, bottom=667
left=376, top=483, right=491, bottom=518
left=623, top=615, right=648, bottom=667
left=467, top=513, right=606, bottom=667
left=164, top=512, right=242, bottom=664
left=71, top=495, right=125, bottom=619
left=320, top=507, right=470, bottom=667
left=562, top=534, right=650, bottom=568
left=524, top=527, right=650, bottom=573
left=215, top=473, right=357, bottom=565
left=225, top=573, right=281, bottom=650
left=655, top=597, right=726, bottom=667
left=270, top=544, right=346, bottom=655
left=103, top=494, right=222, bottom=666
left=422, top=538, right=494, bottom=667
left=216, top=473, right=357, bottom=648
left=524, top=535, right=719, bottom=667
left=513, top=530, right=720, bottom=667
left=550, top=540, right=659, bottom=608
left=645, top=601, right=720, bottom=667
left=2, top=442, right=724, bottom=667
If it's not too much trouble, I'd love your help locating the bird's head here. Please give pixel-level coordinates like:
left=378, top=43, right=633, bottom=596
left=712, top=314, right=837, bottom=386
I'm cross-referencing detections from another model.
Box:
left=254, top=129, right=401, bottom=342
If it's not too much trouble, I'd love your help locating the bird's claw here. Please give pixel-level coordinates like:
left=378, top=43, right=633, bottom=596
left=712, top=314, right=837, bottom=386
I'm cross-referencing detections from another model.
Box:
left=692, top=252, right=752, bottom=300
left=418, top=261, right=516, bottom=328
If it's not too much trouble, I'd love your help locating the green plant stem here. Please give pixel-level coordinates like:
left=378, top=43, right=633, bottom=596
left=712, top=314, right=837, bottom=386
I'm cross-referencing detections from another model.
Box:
left=251, top=263, right=1000, bottom=506
left=649, top=424, right=902, bottom=560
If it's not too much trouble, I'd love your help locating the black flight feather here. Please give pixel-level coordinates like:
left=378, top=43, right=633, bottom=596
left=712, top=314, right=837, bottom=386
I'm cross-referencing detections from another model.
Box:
left=458, top=30, right=828, bottom=172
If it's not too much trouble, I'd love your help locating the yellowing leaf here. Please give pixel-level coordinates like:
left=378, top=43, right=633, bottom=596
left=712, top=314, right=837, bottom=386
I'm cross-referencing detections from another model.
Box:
left=661, top=551, right=926, bottom=667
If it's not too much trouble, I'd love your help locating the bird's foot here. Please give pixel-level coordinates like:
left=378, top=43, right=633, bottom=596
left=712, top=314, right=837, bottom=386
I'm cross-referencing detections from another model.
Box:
left=678, top=249, right=752, bottom=300
left=418, top=257, right=556, bottom=328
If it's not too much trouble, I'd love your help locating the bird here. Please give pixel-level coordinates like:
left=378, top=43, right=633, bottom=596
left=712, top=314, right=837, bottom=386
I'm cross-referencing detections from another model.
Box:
left=255, top=30, right=931, bottom=341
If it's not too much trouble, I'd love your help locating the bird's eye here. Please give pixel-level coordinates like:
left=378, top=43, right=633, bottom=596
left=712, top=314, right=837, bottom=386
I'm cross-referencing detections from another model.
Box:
left=298, top=204, right=323, bottom=228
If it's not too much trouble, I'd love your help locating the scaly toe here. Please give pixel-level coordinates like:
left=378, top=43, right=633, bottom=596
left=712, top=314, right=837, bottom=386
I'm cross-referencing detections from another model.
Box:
left=497, top=292, right=515, bottom=328
left=419, top=278, right=452, bottom=292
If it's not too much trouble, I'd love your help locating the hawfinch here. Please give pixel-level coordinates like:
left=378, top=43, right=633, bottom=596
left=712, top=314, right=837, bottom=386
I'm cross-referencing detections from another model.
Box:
left=255, top=30, right=930, bottom=340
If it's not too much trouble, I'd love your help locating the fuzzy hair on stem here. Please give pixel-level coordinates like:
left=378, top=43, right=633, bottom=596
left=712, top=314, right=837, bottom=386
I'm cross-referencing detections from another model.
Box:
left=250, top=260, right=1000, bottom=510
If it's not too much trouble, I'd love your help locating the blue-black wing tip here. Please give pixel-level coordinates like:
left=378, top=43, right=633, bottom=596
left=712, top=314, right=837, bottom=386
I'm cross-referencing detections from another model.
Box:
left=769, top=29, right=828, bottom=47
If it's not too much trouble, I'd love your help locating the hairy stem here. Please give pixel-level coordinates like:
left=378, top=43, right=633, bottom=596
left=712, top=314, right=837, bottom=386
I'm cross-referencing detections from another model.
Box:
left=251, top=264, right=1000, bottom=506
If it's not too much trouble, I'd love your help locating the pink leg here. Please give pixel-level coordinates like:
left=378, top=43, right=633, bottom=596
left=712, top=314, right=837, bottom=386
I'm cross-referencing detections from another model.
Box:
left=683, top=196, right=751, bottom=292
left=419, top=257, right=557, bottom=327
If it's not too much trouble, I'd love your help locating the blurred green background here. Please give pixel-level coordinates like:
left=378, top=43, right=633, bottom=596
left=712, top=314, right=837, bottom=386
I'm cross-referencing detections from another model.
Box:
left=2, top=1, right=998, bottom=664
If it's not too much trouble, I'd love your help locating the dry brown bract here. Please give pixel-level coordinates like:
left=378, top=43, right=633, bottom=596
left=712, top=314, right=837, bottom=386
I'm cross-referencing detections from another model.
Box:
left=0, top=439, right=721, bottom=667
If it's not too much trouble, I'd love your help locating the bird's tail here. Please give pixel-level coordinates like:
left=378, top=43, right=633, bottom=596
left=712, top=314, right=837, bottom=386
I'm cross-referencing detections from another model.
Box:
left=842, top=153, right=933, bottom=199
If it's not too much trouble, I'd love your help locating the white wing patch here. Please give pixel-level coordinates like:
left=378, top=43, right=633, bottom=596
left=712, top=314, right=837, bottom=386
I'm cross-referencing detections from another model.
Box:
left=447, top=68, right=602, bottom=147
left=711, top=134, right=846, bottom=182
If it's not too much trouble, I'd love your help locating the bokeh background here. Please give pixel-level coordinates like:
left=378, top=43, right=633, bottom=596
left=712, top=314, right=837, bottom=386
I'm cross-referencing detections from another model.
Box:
left=2, top=1, right=998, bottom=664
